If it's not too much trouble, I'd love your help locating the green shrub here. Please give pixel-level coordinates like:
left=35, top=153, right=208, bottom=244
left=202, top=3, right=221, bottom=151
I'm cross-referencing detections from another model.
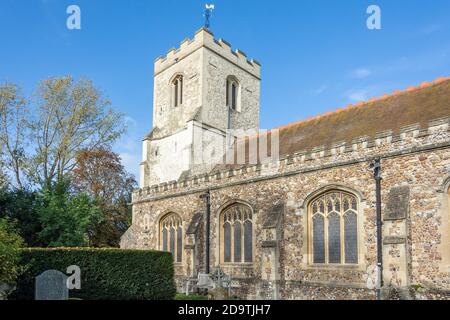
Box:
left=12, top=248, right=176, bottom=300
left=36, top=180, right=103, bottom=247
left=0, top=218, right=24, bottom=285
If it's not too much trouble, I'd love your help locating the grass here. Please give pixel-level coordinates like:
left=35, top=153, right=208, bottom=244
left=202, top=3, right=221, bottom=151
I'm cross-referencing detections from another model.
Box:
left=175, top=293, right=208, bottom=300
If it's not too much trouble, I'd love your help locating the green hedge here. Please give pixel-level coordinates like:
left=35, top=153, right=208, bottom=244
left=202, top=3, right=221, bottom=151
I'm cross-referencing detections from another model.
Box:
left=12, top=248, right=176, bottom=300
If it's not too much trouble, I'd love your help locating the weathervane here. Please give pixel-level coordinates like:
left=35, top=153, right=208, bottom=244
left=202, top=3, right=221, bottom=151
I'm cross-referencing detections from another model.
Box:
left=204, top=4, right=215, bottom=29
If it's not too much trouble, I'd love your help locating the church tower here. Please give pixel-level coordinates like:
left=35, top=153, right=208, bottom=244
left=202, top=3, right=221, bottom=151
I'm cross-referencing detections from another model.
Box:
left=140, top=28, right=261, bottom=187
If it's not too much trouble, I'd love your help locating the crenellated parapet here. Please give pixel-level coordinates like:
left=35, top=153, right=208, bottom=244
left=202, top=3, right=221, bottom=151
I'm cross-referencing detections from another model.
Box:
left=132, top=116, right=450, bottom=202
left=154, top=28, right=261, bottom=78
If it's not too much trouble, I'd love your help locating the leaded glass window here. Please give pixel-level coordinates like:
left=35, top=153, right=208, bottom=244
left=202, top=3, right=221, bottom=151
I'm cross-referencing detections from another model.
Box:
left=233, top=222, right=242, bottom=262
left=344, top=212, right=358, bottom=264
left=244, top=220, right=253, bottom=263
left=160, top=213, right=183, bottom=263
left=313, top=214, right=325, bottom=263
left=310, top=191, right=358, bottom=265
left=221, top=203, right=253, bottom=263
left=224, top=222, right=231, bottom=263
left=328, top=212, right=341, bottom=263
left=177, top=226, right=183, bottom=263
left=170, top=227, right=175, bottom=257
left=162, top=228, right=168, bottom=252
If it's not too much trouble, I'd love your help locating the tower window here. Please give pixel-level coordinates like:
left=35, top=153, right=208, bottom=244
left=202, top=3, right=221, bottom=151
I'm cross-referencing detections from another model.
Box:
left=226, top=76, right=240, bottom=112
left=172, top=75, right=183, bottom=107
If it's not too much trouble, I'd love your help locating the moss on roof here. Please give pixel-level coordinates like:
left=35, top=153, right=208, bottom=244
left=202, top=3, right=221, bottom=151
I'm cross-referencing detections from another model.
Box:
left=277, top=77, right=450, bottom=156
left=214, top=77, right=450, bottom=171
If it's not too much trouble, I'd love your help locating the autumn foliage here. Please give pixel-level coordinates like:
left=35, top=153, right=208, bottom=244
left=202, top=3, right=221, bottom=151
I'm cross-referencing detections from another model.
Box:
left=72, top=149, right=137, bottom=247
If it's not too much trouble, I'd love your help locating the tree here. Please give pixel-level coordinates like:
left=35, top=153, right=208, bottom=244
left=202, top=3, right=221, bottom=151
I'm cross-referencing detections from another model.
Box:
left=72, top=149, right=137, bottom=247
left=36, top=180, right=102, bottom=247
left=0, top=187, right=42, bottom=247
left=0, top=83, right=28, bottom=190
left=0, top=170, right=7, bottom=189
left=0, top=218, right=24, bottom=287
left=72, top=149, right=136, bottom=203
left=1, top=77, right=127, bottom=190
left=29, top=76, right=126, bottom=189
left=0, top=77, right=130, bottom=249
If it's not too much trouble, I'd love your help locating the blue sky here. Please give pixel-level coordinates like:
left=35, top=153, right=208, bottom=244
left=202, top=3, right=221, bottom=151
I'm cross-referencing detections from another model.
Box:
left=1, top=0, right=450, bottom=179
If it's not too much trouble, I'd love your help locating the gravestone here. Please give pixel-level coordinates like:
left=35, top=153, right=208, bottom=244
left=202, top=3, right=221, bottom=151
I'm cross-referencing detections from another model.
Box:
left=35, top=270, right=69, bottom=300
left=0, top=283, right=14, bottom=300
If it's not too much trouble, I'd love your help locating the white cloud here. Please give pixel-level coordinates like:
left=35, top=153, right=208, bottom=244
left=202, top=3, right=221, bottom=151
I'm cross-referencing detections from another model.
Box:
left=346, top=89, right=369, bottom=102
left=350, top=68, right=372, bottom=79
left=124, top=116, right=137, bottom=127
left=313, top=85, right=328, bottom=95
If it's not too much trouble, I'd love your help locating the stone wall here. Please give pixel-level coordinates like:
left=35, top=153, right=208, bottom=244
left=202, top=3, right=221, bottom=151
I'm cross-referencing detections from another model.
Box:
left=202, top=48, right=260, bottom=132
left=140, top=28, right=261, bottom=187
left=122, top=117, right=450, bottom=299
left=151, top=27, right=260, bottom=144
left=152, top=49, right=203, bottom=138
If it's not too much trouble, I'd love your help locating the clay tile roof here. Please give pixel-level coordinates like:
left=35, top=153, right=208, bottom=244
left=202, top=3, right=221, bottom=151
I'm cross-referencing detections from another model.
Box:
left=276, top=76, right=450, bottom=156
left=214, top=76, right=450, bottom=171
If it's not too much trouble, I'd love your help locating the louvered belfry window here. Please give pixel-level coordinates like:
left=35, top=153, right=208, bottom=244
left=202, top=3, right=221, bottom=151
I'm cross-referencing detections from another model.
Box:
left=172, top=75, right=183, bottom=107
left=226, top=77, right=239, bottom=111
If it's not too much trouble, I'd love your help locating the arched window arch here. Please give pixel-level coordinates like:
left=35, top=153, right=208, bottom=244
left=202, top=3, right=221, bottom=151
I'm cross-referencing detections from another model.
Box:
left=160, top=212, right=183, bottom=263
left=226, top=76, right=240, bottom=112
left=220, top=203, right=253, bottom=264
left=171, top=75, right=183, bottom=107
left=309, top=191, right=359, bottom=265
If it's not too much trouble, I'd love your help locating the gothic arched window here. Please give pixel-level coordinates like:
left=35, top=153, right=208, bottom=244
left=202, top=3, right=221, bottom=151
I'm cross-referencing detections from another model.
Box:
left=226, top=76, right=240, bottom=112
left=160, top=213, right=183, bottom=263
left=309, top=191, right=359, bottom=265
left=172, top=75, right=183, bottom=107
left=220, top=203, right=253, bottom=264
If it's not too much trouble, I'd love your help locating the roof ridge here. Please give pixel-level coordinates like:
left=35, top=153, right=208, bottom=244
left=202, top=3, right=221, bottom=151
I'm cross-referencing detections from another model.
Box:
left=276, top=75, right=450, bottom=131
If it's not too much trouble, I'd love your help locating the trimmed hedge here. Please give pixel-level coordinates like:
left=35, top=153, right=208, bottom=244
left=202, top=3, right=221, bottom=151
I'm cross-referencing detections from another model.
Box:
left=12, top=248, right=176, bottom=300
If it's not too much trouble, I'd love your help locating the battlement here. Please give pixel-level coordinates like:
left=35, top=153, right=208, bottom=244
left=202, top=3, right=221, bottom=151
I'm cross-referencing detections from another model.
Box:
left=154, top=28, right=261, bottom=78
left=133, top=116, right=450, bottom=202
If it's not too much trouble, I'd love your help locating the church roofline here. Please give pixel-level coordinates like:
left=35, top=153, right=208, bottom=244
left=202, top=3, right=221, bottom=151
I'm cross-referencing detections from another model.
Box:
left=134, top=71, right=450, bottom=199
left=277, top=76, right=450, bottom=131
left=209, top=75, right=450, bottom=169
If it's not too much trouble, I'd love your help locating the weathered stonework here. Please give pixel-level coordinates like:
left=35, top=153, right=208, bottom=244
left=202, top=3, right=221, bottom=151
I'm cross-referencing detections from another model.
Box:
left=122, top=28, right=450, bottom=300
left=122, top=115, right=450, bottom=299
left=140, top=28, right=261, bottom=187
